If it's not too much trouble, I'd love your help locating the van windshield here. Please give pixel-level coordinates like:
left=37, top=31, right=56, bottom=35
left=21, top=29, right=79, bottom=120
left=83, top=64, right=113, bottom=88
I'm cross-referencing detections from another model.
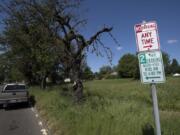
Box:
left=5, top=85, right=26, bottom=91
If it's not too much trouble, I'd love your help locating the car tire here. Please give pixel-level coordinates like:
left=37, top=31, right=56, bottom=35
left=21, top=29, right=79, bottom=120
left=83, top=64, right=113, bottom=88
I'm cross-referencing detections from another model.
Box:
left=3, top=103, right=7, bottom=108
left=26, top=100, right=31, bottom=107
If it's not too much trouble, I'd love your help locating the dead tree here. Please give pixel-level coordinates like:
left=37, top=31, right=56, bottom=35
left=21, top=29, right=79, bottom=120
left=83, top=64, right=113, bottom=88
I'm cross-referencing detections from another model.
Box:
left=47, top=1, right=114, bottom=102
left=1, top=0, right=118, bottom=102
left=55, top=16, right=112, bottom=102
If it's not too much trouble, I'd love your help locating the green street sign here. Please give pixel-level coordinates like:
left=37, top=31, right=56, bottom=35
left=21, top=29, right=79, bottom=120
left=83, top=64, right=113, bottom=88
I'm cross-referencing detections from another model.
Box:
left=138, top=51, right=165, bottom=84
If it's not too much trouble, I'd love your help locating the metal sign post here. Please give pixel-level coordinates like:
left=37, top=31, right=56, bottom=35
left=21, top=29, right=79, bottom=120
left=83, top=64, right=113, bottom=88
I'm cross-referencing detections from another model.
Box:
left=151, top=84, right=161, bottom=135
left=134, top=21, right=165, bottom=135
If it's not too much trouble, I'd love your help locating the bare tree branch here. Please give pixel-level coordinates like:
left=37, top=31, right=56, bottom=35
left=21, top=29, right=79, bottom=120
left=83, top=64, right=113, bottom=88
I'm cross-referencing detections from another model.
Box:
left=87, top=27, right=113, bottom=45
left=72, top=19, right=87, bottom=29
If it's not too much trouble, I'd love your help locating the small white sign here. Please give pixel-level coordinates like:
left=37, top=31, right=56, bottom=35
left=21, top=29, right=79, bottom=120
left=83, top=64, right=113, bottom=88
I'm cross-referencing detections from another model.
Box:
left=135, top=21, right=160, bottom=52
left=138, top=51, right=165, bottom=83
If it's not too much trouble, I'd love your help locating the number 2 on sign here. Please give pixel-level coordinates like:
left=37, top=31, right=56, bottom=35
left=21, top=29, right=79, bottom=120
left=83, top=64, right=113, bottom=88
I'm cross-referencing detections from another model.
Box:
left=139, top=54, right=146, bottom=64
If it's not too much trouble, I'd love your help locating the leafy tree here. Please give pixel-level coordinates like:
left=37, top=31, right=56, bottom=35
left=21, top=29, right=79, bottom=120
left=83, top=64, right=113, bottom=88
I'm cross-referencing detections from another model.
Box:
left=80, top=56, right=94, bottom=80
left=178, top=66, right=180, bottom=73
left=117, top=53, right=139, bottom=78
left=99, top=65, right=112, bottom=75
left=0, top=52, right=25, bottom=82
left=82, top=66, right=94, bottom=80
left=162, top=51, right=171, bottom=75
left=0, top=0, right=115, bottom=102
left=94, top=72, right=101, bottom=80
left=9, top=66, right=25, bottom=82
left=170, top=58, right=179, bottom=74
left=133, top=57, right=140, bottom=79
left=98, top=65, right=112, bottom=79
left=112, top=65, right=118, bottom=72
left=0, top=0, right=60, bottom=88
left=0, top=54, right=7, bottom=82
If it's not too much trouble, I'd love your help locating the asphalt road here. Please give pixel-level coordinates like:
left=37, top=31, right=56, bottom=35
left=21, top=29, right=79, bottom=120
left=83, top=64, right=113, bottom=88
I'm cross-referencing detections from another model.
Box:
left=0, top=104, right=42, bottom=135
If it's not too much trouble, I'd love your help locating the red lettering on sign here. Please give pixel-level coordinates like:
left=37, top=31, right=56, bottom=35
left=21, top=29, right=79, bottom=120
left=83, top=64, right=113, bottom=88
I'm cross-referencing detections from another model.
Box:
left=135, top=22, right=160, bottom=52
left=135, top=25, right=142, bottom=33
left=141, top=31, right=154, bottom=49
left=140, top=23, right=156, bottom=31
left=141, top=32, right=152, bottom=38
left=142, top=38, right=154, bottom=45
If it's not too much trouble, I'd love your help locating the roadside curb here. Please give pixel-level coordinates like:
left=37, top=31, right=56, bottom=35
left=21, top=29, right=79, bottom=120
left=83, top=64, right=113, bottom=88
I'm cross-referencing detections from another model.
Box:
left=31, top=106, right=52, bottom=135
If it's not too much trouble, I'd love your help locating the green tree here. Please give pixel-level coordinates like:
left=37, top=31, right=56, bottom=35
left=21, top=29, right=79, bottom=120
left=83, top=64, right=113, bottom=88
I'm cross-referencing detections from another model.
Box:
left=9, top=66, right=25, bottom=82
left=0, top=52, right=25, bottom=82
left=178, top=66, right=180, bottom=73
left=98, top=65, right=112, bottom=79
left=1, top=0, right=114, bottom=102
left=162, top=51, right=171, bottom=75
left=0, top=0, right=65, bottom=88
left=117, top=53, right=139, bottom=78
left=170, top=58, right=179, bottom=74
left=0, top=54, right=8, bottom=82
left=99, top=65, right=112, bottom=75
left=133, top=57, right=140, bottom=79
left=82, top=66, right=94, bottom=80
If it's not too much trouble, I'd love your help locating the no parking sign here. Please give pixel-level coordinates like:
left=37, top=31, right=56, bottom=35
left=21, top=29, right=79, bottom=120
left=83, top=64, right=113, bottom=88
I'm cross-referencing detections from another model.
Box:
left=134, top=21, right=160, bottom=52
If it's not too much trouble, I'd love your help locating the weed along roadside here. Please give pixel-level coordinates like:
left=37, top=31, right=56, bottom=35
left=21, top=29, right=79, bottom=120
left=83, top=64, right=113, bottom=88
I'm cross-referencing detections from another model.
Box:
left=30, top=78, right=180, bottom=135
left=135, top=21, right=166, bottom=135
left=28, top=22, right=177, bottom=135
left=28, top=22, right=179, bottom=135
left=1, top=1, right=180, bottom=135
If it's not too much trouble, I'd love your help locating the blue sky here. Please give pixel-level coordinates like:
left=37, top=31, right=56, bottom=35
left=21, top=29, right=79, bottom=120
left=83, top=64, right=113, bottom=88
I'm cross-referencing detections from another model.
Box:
left=80, top=0, right=180, bottom=72
left=0, top=0, right=179, bottom=72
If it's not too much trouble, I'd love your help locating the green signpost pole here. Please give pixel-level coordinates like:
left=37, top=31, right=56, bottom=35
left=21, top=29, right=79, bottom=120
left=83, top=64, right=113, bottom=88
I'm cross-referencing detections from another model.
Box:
left=151, top=83, right=161, bottom=135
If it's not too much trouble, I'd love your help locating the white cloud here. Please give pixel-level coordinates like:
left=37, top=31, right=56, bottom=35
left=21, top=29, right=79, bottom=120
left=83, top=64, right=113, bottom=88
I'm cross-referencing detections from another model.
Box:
left=167, top=39, right=178, bottom=44
left=116, top=46, right=122, bottom=51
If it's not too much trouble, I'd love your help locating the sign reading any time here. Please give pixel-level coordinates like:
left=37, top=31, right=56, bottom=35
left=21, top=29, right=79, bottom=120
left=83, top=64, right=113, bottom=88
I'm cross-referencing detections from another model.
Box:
left=135, top=22, right=160, bottom=52
left=138, top=51, right=165, bottom=83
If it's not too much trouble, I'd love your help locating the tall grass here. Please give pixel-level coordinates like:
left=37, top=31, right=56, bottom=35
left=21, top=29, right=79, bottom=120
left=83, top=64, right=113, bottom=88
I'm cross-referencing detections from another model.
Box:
left=30, top=77, right=180, bottom=135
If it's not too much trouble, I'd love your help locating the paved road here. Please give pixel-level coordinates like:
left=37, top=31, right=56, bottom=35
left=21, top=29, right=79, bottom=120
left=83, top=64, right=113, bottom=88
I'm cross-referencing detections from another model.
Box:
left=0, top=104, right=42, bottom=135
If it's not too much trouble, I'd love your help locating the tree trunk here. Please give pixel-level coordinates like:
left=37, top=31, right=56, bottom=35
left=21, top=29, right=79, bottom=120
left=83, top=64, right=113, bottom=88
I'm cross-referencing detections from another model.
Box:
left=41, top=75, right=47, bottom=89
left=73, top=77, right=83, bottom=102
left=72, top=59, right=83, bottom=102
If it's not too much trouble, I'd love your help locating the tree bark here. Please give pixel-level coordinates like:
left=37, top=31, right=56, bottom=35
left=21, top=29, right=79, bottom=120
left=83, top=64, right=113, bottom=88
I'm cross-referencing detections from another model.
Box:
left=72, top=58, right=83, bottom=102
left=41, top=75, right=47, bottom=89
left=73, top=79, right=83, bottom=102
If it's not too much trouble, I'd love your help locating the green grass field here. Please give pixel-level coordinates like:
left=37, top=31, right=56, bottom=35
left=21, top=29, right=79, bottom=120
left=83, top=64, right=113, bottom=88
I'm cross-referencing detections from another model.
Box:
left=30, top=77, right=180, bottom=135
